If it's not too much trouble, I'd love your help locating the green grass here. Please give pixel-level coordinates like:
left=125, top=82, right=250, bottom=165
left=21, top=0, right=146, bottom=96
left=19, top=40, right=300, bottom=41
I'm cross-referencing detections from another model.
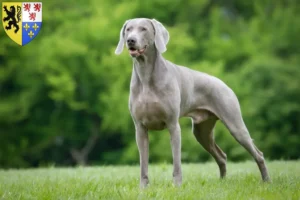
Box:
left=0, top=161, right=299, bottom=200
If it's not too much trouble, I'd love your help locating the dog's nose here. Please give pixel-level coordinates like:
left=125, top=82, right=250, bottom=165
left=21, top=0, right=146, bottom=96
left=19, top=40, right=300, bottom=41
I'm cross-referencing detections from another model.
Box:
left=127, top=37, right=136, bottom=46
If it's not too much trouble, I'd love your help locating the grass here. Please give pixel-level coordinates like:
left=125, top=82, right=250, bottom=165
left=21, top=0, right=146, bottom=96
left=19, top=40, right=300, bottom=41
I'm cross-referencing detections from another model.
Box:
left=0, top=161, right=299, bottom=200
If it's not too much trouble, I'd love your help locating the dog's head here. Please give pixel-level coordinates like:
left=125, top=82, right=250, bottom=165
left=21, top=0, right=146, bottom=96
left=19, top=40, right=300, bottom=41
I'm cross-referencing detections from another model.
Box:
left=115, top=18, right=169, bottom=57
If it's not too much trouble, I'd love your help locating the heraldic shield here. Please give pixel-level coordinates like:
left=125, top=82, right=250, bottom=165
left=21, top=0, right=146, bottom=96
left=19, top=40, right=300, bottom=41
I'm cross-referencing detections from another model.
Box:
left=2, top=2, right=42, bottom=46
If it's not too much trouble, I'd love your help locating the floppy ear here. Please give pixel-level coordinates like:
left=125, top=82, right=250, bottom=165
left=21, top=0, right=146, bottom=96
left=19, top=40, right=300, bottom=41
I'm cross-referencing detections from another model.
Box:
left=151, top=19, right=169, bottom=53
left=115, top=20, right=130, bottom=55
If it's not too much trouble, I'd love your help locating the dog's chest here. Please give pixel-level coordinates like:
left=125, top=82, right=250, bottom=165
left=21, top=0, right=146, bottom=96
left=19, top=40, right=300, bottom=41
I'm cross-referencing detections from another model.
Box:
left=130, top=89, right=167, bottom=130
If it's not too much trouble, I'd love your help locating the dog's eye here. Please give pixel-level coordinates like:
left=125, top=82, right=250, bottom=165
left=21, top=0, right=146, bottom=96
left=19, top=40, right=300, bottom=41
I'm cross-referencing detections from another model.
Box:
left=126, top=27, right=131, bottom=32
left=141, top=27, right=147, bottom=31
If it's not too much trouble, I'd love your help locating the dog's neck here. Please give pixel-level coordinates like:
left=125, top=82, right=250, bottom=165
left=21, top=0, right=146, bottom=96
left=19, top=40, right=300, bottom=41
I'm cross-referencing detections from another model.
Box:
left=132, top=46, right=163, bottom=86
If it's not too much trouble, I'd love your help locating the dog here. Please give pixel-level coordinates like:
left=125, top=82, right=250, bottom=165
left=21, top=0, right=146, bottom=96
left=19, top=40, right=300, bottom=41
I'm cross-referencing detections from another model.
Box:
left=115, top=18, right=270, bottom=187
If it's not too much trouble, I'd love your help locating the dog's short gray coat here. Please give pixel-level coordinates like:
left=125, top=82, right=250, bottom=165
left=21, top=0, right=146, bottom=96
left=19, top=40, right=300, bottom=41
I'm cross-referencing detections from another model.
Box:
left=115, top=18, right=270, bottom=187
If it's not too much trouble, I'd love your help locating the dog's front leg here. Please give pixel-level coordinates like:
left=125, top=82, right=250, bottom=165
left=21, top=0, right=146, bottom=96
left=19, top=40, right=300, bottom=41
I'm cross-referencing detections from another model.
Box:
left=135, top=124, right=149, bottom=188
left=168, top=122, right=182, bottom=186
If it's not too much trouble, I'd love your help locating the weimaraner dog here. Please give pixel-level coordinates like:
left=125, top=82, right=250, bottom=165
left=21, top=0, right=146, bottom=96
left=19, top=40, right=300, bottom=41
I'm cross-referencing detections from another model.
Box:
left=115, top=18, right=270, bottom=187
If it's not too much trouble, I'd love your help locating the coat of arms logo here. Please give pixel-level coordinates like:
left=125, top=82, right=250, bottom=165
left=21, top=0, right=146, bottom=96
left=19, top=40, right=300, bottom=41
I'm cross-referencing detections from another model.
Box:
left=2, top=2, right=42, bottom=46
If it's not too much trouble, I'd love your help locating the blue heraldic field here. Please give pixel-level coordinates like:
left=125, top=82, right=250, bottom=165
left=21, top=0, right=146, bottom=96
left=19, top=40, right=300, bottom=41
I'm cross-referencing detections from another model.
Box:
left=22, top=22, right=42, bottom=46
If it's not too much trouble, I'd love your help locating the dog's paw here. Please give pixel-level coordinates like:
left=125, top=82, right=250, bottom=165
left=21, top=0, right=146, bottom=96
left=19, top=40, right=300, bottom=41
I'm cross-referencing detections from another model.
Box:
left=140, top=179, right=149, bottom=189
left=173, top=175, right=182, bottom=187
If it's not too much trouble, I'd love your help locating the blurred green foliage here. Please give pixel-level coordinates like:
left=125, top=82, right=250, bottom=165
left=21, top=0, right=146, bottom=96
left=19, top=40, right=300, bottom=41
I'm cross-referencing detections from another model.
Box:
left=0, top=0, right=299, bottom=168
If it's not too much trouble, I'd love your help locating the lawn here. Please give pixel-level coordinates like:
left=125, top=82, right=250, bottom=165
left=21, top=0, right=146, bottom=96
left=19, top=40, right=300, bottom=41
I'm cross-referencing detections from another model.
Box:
left=0, top=161, right=299, bottom=200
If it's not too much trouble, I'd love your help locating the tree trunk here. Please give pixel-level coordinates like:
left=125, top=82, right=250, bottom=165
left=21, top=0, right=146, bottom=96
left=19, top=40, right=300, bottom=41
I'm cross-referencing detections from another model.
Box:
left=70, top=114, right=100, bottom=166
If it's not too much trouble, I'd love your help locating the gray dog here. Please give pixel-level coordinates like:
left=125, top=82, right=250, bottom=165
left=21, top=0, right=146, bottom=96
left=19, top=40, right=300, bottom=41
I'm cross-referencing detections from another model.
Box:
left=115, top=18, right=270, bottom=187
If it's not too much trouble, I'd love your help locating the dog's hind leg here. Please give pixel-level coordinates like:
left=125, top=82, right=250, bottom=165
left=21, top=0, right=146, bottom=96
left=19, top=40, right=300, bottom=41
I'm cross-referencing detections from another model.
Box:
left=222, top=116, right=270, bottom=181
left=193, top=118, right=227, bottom=178
left=216, top=94, right=270, bottom=181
